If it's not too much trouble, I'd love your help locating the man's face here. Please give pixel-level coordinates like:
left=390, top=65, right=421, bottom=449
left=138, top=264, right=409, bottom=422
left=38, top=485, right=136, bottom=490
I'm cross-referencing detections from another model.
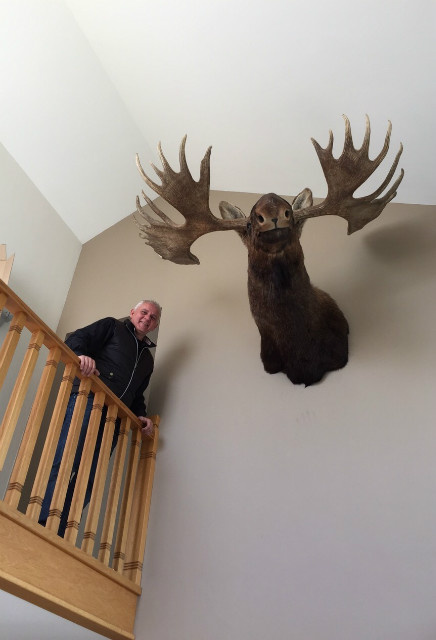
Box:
left=130, top=302, right=160, bottom=339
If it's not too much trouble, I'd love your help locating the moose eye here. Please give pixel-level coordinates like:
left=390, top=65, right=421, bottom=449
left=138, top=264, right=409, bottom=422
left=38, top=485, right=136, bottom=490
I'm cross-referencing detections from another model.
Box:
left=284, top=210, right=290, bottom=218
left=257, top=214, right=264, bottom=223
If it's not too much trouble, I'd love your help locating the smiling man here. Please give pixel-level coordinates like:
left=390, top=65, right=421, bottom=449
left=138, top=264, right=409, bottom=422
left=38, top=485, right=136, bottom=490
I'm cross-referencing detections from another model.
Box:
left=39, top=299, right=161, bottom=536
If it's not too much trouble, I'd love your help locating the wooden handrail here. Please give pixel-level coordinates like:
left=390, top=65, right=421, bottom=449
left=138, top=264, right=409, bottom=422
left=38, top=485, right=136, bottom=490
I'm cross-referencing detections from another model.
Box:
left=0, top=279, right=160, bottom=639
left=0, top=281, right=147, bottom=423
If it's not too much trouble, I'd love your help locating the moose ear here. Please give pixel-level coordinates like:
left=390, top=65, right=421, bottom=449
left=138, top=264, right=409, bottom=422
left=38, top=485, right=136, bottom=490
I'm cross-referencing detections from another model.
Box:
left=292, top=188, right=313, bottom=211
left=219, top=201, right=247, bottom=220
left=219, top=201, right=249, bottom=246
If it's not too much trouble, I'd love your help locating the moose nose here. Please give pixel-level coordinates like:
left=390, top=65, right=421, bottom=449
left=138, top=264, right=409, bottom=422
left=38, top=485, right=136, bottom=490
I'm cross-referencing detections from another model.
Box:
left=272, top=217, right=278, bottom=228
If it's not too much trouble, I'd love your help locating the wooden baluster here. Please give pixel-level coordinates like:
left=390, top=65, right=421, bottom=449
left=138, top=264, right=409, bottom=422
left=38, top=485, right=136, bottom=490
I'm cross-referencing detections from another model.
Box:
left=123, top=416, right=160, bottom=585
left=112, top=421, right=142, bottom=573
left=0, top=310, right=26, bottom=397
left=27, top=361, right=78, bottom=520
left=0, top=292, right=7, bottom=313
left=4, top=346, right=61, bottom=508
left=0, top=328, right=45, bottom=469
left=45, top=377, right=92, bottom=534
left=82, top=402, right=118, bottom=556
left=63, top=390, right=106, bottom=545
left=98, top=416, right=131, bottom=566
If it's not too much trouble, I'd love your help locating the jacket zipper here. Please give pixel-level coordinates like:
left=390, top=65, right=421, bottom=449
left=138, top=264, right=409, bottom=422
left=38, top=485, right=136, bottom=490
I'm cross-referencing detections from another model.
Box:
left=119, top=328, right=145, bottom=400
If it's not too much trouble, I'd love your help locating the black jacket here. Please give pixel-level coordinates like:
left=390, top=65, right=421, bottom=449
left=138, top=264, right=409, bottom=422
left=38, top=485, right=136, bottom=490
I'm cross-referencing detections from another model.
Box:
left=65, top=317, right=156, bottom=416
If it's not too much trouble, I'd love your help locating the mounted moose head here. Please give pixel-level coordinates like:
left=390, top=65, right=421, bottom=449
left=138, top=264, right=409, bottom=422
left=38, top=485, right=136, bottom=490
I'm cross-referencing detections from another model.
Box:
left=135, top=116, right=404, bottom=386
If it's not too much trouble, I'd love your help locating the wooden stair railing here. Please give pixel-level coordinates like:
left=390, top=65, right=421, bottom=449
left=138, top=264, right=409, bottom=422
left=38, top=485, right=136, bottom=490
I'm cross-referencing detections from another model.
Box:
left=0, top=280, right=159, bottom=640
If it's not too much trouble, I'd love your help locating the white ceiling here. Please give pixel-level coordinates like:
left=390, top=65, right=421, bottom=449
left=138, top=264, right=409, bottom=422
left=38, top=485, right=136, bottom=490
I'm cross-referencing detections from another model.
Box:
left=1, top=0, right=435, bottom=243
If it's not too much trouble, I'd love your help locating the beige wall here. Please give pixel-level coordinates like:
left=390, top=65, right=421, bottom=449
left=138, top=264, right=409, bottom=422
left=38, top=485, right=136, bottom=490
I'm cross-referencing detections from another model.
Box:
left=59, top=195, right=436, bottom=640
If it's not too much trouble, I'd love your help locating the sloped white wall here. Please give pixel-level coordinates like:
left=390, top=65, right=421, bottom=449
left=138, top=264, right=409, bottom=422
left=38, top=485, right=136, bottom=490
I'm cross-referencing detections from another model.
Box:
left=0, top=143, right=81, bottom=328
left=0, top=0, right=154, bottom=243
left=57, top=195, right=436, bottom=640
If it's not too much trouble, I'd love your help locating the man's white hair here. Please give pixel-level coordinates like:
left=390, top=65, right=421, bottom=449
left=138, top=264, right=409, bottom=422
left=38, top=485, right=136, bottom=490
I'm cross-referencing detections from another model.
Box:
left=134, top=299, right=162, bottom=320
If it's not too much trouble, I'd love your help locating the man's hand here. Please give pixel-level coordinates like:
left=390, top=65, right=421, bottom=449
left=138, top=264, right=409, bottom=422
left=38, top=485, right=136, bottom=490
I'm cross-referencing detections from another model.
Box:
left=78, top=355, right=100, bottom=377
left=138, top=416, right=154, bottom=438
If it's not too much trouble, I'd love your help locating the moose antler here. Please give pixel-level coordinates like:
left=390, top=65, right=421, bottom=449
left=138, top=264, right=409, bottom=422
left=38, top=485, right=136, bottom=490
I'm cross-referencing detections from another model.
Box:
left=135, top=136, right=247, bottom=264
left=135, top=117, right=403, bottom=264
left=293, top=115, right=404, bottom=233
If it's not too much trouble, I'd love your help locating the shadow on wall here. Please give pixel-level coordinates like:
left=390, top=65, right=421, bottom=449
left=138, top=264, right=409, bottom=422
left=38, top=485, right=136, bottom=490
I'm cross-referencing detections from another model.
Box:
left=147, top=339, right=196, bottom=435
left=364, top=214, right=436, bottom=276
left=339, top=211, right=436, bottom=359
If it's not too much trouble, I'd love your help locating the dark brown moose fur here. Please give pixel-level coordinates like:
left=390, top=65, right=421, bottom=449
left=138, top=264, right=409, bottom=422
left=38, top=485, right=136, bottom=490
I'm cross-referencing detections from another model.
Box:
left=225, top=190, right=349, bottom=386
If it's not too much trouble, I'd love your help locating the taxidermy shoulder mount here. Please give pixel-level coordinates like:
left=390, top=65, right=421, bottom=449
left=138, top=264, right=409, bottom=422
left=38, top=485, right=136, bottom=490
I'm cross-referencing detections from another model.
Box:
left=134, top=116, right=404, bottom=386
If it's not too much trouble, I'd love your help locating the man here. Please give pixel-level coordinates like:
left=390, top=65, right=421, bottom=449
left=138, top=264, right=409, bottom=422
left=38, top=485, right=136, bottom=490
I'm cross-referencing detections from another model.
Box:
left=39, top=299, right=161, bottom=536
